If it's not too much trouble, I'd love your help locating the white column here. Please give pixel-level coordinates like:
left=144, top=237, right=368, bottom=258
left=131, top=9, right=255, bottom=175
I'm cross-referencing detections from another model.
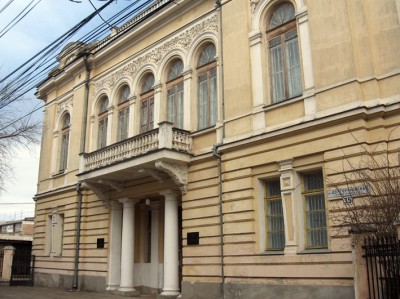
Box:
left=249, top=31, right=266, bottom=132
left=106, top=108, right=114, bottom=145
left=298, top=10, right=317, bottom=118
left=298, top=11, right=315, bottom=91
left=51, top=130, right=59, bottom=175
left=107, top=201, right=122, bottom=291
left=128, top=96, right=136, bottom=138
left=160, top=191, right=180, bottom=296
left=118, top=198, right=139, bottom=296
left=182, top=69, right=193, bottom=131
left=153, top=83, right=162, bottom=128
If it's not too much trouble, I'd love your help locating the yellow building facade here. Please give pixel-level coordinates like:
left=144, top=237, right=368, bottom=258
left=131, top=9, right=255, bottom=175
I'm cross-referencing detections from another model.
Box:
left=33, top=0, right=400, bottom=298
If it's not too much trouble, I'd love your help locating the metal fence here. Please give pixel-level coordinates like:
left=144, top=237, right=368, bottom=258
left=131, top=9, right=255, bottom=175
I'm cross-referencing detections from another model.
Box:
left=10, top=254, right=35, bottom=286
left=363, top=235, right=400, bottom=299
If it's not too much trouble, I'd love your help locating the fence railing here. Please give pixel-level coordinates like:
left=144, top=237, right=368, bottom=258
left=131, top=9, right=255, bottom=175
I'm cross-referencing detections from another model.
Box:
left=82, top=122, right=192, bottom=172
left=10, top=254, right=35, bottom=286
left=363, top=235, right=400, bottom=299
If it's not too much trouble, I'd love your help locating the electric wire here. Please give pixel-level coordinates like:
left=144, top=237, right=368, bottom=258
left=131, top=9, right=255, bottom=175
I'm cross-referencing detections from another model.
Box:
left=0, top=0, right=160, bottom=132
left=0, top=0, right=163, bottom=125
left=0, top=0, right=42, bottom=39
left=88, top=0, right=113, bottom=29
left=0, top=0, right=14, bottom=14
left=0, top=0, right=118, bottom=108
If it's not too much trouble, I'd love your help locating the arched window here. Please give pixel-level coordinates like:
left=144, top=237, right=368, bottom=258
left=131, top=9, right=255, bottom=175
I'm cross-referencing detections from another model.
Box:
left=140, top=74, right=155, bottom=133
left=117, top=85, right=130, bottom=141
left=267, top=2, right=302, bottom=103
left=59, top=113, right=70, bottom=172
left=98, top=96, right=109, bottom=149
left=197, top=43, right=217, bottom=130
left=167, top=59, right=184, bottom=129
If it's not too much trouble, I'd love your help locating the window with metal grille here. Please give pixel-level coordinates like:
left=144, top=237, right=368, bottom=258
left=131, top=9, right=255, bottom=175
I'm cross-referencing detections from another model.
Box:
left=265, top=179, right=285, bottom=250
left=302, top=171, right=328, bottom=248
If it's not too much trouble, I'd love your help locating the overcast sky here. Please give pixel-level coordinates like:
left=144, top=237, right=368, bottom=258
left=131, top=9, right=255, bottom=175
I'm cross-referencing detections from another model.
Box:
left=0, top=0, right=143, bottom=221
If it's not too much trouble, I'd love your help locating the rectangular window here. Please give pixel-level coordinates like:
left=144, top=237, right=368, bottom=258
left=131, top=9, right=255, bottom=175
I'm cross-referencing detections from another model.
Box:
left=198, top=73, right=208, bottom=130
left=59, top=130, right=69, bottom=171
left=303, top=171, right=328, bottom=248
left=167, top=88, right=175, bottom=124
left=98, top=117, right=108, bottom=149
left=140, top=96, right=154, bottom=133
left=265, top=180, right=285, bottom=250
left=118, top=107, right=129, bottom=141
left=198, top=68, right=217, bottom=130
left=269, top=29, right=302, bottom=103
left=167, top=83, right=184, bottom=129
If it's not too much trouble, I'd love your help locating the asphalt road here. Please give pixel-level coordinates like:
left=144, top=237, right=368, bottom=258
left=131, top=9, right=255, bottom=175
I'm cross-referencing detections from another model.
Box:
left=0, top=286, right=156, bottom=299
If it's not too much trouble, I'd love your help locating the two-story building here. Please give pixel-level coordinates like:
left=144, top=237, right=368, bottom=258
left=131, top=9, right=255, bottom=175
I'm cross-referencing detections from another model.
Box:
left=0, top=217, right=34, bottom=253
left=33, top=0, right=400, bottom=298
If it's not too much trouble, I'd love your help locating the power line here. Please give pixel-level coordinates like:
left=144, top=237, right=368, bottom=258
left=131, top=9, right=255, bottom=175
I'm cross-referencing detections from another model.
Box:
left=0, top=0, right=118, bottom=108
left=0, top=0, right=42, bottom=39
left=89, top=0, right=113, bottom=29
left=0, top=0, right=14, bottom=14
left=0, top=0, right=164, bottom=132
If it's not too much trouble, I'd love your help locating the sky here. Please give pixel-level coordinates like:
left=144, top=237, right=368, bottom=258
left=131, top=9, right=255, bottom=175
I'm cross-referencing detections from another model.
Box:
left=0, top=0, right=148, bottom=221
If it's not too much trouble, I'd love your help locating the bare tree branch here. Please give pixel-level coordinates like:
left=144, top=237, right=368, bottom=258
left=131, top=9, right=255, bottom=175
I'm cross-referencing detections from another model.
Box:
left=327, top=129, right=400, bottom=242
left=0, top=80, right=41, bottom=191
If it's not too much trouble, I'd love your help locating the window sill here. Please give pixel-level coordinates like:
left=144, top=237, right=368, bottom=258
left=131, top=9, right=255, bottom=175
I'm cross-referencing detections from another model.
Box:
left=52, top=171, right=66, bottom=178
left=298, top=248, right=331, bottom=254
left=262, top=250, right=284, bottom=255
left=191, top=125, right=216, bottom=137
left=263, top=94, right=304, bottom=112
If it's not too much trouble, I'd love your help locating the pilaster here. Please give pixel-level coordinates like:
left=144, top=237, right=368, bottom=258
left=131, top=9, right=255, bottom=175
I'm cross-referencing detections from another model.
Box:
left=279, top=159, right=299, bottom=255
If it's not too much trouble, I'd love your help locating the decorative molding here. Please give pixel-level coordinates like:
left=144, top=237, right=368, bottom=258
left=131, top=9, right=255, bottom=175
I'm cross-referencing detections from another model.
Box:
left=97, top=179, right=123, bottom=192
left=250, top=0, right=261, bottom=15
left=155, top=161, right=188, bottom=194
left=138, top=168, right=168, bottom=183
left=83, top=182, right=110, bottom=204
left=56, top=96, right=73, bottom=117
left=94, top=14, right=218, bottom=94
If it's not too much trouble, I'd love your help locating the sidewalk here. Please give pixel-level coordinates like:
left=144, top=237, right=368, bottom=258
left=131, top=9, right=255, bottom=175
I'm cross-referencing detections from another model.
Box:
left=0, top=286, right=156, bottom=299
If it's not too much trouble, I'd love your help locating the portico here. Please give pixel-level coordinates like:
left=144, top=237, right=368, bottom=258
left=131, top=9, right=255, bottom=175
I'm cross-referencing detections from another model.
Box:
left=105, top=190, right=181, bottom=297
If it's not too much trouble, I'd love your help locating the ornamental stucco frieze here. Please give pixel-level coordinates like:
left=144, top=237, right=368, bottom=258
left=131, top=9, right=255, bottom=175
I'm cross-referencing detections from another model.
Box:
left=94, top=14, right=218, bottom=94
left=56, top=96, right=73, bottom=117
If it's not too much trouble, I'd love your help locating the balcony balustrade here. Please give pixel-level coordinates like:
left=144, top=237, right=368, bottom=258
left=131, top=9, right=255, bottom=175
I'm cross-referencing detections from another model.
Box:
left=81, top=122, right=192, bottom=173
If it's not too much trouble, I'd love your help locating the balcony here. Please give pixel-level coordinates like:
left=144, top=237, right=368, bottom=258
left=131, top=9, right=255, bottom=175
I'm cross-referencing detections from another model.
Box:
left=78, top=122, right=192, bottom=188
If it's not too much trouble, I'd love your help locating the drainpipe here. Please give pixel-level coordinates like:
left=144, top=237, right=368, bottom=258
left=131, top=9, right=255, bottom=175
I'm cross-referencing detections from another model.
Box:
left=81, top=54, right=91, bottom=154
left=214, top=1, right=225, bottom=298
left=216, top=0, right=226, bottom=140
left=72, top=183, right=83, bottom=289
left=212, top=144, right=225, bottom=299
left=72, top=54, right=90, bottom=290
